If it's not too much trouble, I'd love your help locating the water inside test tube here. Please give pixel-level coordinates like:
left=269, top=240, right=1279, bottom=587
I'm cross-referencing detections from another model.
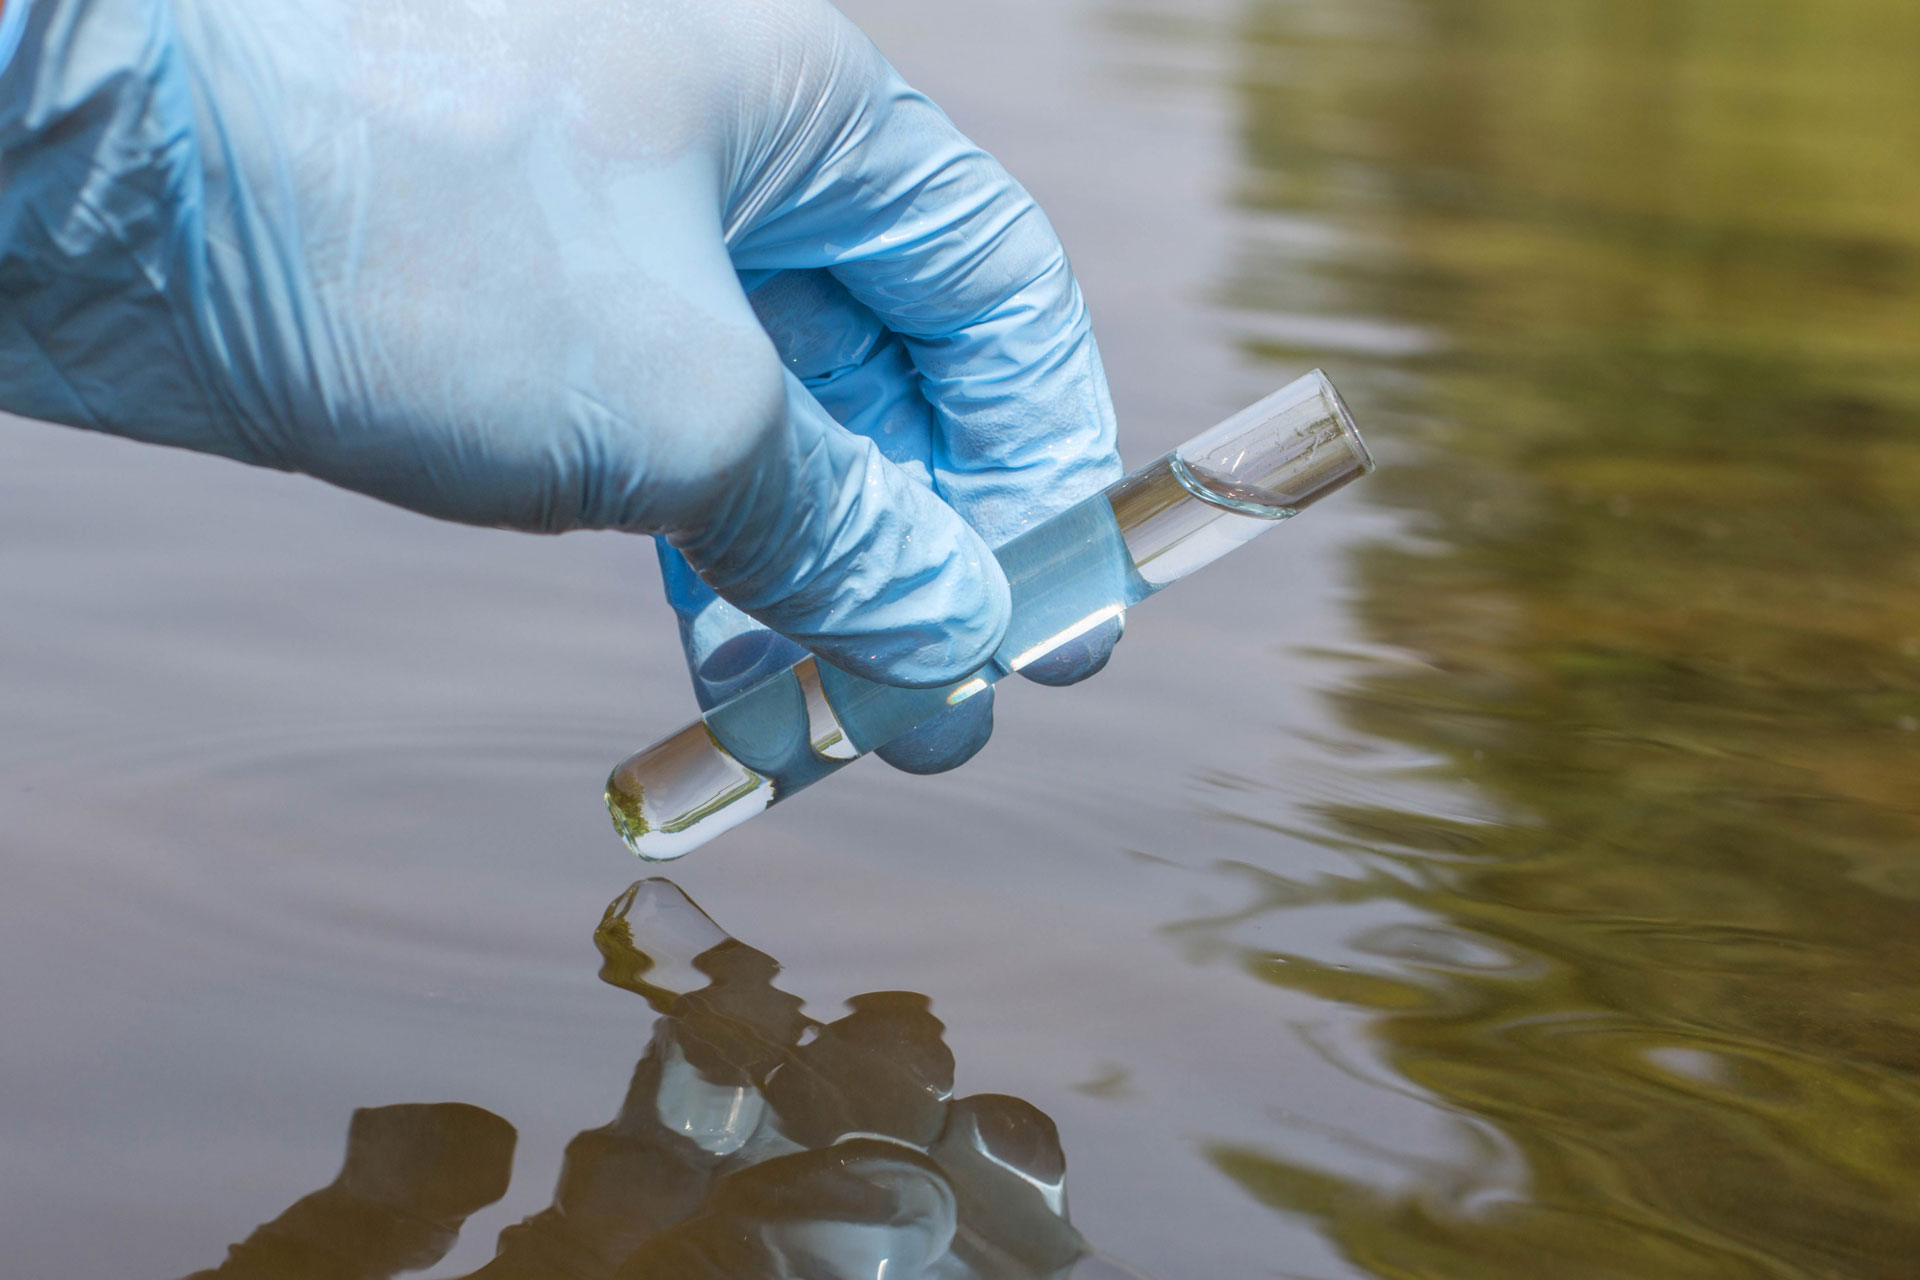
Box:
left=606, top=457, right=1296, bottom=861
left=1115, top=454, right=1295, bottom=589
left=607, top=722, right=772, bottom=860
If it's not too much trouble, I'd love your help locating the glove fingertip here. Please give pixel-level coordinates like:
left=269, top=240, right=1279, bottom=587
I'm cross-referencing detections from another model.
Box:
left=683, top=604, right=810, bottom=710
left=1015, top=615, right=1124, bottom=688
left=873, top=689, right=994, bottom=775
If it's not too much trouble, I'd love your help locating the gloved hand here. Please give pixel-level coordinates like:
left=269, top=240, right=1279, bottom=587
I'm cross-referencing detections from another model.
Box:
left=0, top=0, right=1122, bottom=774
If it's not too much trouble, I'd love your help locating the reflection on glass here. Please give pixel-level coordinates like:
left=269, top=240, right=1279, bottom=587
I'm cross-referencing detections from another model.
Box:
left=1166, top=0, right=1920, bottom=1274
left=179, top=881, right=1151, bottom=1280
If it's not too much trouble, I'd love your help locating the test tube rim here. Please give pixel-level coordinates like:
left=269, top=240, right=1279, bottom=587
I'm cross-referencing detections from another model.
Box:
left=1310, top=368, right=1377, bottom=476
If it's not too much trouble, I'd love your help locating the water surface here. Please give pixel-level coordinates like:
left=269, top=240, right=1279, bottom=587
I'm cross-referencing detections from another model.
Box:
left=1195, top=0, right=1920, bottom=1274
left=3, top=0, right=1917, bottom=1276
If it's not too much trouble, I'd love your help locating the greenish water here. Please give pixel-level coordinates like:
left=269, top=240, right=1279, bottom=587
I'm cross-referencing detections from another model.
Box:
left=1192, top=0, right=1920, bottom=1273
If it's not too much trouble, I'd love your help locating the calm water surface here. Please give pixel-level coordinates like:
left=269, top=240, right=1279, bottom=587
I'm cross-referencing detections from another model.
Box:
left=4, top=1, right=1918, bottom=1276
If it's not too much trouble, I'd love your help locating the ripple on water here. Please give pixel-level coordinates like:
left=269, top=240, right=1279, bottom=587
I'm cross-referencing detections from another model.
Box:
left=6, top=713, right=639, bottom=1003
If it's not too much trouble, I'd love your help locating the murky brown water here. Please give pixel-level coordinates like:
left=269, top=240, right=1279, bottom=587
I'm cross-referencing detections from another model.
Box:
left=3, top=0, right=1917, bottom=1276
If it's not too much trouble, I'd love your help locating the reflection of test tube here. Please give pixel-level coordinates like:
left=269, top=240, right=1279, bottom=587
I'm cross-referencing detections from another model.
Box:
left=607, top=369, right=1375, bottom=861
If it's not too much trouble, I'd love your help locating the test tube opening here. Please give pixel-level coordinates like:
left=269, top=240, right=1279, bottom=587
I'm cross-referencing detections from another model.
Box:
left=1317, top=370, right=1376, bottom=476
left=1172, top=368, right=1374, bottom=514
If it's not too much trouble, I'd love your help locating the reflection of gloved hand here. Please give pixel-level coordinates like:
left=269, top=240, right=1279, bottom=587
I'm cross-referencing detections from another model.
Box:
left=469, top=886, right=818, bottom=1279
left=615, top=1140, right=959, bottom=1280
left=185, top=1103, right=515, bottom=1280
left=764, top=990, right=955, bottom=1149
left=616, top=1112, right=1098, bottom=1280
left=930, top=1096, right=1084, bottom=1280
left=573, top=881, right=1098, bottom=1279
left=0, top=0, right=1120, bottom=745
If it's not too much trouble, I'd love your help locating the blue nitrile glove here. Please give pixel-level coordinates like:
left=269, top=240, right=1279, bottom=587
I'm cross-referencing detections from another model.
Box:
left=661, top=265, right=1124, bottom=774
left=0, top=0, right=1121, bottom=760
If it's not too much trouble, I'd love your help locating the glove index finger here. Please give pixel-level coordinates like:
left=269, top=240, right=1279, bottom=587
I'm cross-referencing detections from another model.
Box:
left=726, top=7, right=1121, bottom=547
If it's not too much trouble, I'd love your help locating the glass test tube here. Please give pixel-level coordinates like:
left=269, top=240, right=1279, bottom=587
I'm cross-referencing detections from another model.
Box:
left=607, top=369, right=1375, bottom=861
